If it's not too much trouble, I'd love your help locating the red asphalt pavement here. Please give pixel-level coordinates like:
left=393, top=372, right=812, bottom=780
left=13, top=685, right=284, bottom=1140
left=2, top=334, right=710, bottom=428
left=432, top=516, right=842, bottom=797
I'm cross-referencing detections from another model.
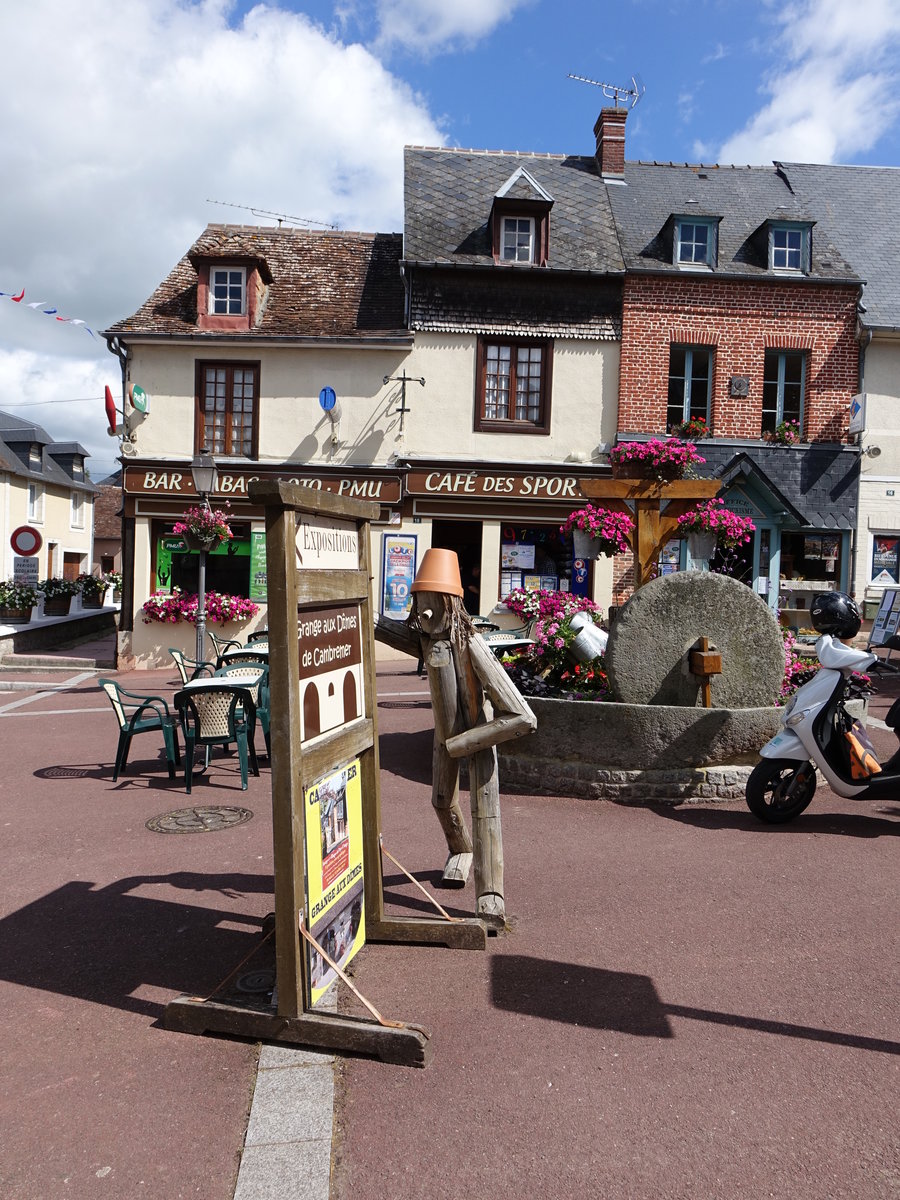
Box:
left=1, top=645, right=899, bottom=1199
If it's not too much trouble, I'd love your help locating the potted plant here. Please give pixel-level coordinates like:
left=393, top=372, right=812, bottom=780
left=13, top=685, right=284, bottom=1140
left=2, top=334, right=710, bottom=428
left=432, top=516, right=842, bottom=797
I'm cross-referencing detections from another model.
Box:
left=37, top=576, right=80, bottom=616
left=0, top=579, right=38, bottom=624
left=103, top=570, right=123, bottom=602
left=559, top=505, right=634, bottom=560
left=608, top=437, right=706, bottom=481
left=77, top=572, right=107, bottom=609
left=676, top=498, right=756, bottom=565
left=172, top=502, right=233, bottom=551
left=671, top=415, right=710, bottom=440
left=763, top=419, right=801, bottom=445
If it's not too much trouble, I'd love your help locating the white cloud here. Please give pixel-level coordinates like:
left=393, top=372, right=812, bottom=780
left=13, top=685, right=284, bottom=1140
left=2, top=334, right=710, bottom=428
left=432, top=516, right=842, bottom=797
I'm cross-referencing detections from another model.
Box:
left=0, top=0, right=445, bottom=473
left=718, top=0, right=900, bottom=163
left=373, top=0, right=531, bottom=55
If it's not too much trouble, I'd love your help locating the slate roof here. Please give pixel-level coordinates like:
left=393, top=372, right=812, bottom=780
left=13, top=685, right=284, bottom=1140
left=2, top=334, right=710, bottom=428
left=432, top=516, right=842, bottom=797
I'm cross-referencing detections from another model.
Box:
left=779, top=162, right=900, bottom=329
left=681, top=439, right=859, bottom=529
left=0, top=410, right=95, bottom=492
left=608, top=162, right=859, bottom=282
left=404, top=147, right=624, bottom=274
left=106, top=226, right=409, bottom=340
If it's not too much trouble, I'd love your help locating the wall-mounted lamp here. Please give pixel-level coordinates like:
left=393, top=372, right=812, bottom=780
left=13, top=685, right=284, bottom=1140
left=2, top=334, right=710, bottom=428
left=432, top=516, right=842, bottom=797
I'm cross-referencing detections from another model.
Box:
left=863, top=445, right=882, bottom=458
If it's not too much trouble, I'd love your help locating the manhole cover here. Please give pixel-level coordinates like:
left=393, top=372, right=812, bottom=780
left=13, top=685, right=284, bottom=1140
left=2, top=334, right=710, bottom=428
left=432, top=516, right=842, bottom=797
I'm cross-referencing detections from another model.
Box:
left=145, top=806, right=253, bottom=834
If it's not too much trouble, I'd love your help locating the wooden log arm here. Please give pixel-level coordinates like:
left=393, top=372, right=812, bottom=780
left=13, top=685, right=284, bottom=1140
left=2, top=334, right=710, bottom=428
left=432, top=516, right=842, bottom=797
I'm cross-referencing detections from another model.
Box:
left=444, top=634, right=536, bottom=759
left=374, top=613, right=421, bottom=658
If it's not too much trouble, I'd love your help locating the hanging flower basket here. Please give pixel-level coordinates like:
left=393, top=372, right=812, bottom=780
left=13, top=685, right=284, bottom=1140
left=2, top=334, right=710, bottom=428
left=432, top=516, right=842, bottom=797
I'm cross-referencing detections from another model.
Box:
left=180, top=529, right=221, bottom=553
left=608, top=438, right=706, bottom=482
left=676, top=499, right=756, bottom=551
left=560, top=506, right=634, bottom=560
left=173, top=502, right=233, bottom=552
left=687, top=531, right=717, bottom=564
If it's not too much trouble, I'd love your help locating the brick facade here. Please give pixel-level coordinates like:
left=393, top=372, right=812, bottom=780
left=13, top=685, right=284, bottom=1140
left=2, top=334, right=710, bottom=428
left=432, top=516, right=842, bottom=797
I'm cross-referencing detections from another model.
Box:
left=618, top=276, right=860, bottom=442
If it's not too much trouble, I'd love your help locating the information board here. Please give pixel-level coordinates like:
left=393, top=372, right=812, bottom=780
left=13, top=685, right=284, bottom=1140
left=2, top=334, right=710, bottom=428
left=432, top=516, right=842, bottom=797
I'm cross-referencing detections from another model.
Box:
left=868, top=586, right=900, bottom=646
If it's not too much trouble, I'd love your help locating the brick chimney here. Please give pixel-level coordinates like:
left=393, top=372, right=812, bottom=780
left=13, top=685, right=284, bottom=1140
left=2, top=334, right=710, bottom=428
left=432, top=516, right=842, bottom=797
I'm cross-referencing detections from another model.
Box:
left=594, top=107, right=627, bottom=178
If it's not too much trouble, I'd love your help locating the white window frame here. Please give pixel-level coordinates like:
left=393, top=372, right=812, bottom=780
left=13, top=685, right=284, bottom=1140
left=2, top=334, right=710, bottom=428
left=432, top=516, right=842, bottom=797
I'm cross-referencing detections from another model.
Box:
left=675, top=218, right=715, bottom=266
left=71, top=490, right=84, bottom=529
left=28, top=482, right=44, bottom=522
left=210, top=266, right=246, bottom=315
left=769, top=223, right=810, bottom=273
left=501, top=217, right=535, bottom=263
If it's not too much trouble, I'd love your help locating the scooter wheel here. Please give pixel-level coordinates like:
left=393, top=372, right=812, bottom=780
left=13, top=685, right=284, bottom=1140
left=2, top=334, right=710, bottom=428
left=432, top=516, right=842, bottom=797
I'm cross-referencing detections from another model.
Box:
left=745, top=758, right=817, bottom=824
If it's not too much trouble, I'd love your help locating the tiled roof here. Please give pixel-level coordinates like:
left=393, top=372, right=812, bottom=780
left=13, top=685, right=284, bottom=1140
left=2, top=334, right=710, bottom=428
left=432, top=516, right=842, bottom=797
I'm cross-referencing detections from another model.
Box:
left=0, top=410, right=95, bottom=492
left=779, top=162, right=900, bottom=329
left=608, top=162, right=859, bottom=282
left=409, top=269, right=620, bottom=339
left=694, top=440, right=859, bottom=528
left=404, top=147, right=624, bottom=274
left=106, top=226, right=409, bottom=339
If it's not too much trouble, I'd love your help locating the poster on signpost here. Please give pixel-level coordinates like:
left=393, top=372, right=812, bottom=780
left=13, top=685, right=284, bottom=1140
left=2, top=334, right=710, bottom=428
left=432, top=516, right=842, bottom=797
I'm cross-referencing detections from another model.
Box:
left=297, top=604, right=364, bottom=744
left=303, top=760, right=365, bottom=1005
left=380, top=533, right=416, bottom=617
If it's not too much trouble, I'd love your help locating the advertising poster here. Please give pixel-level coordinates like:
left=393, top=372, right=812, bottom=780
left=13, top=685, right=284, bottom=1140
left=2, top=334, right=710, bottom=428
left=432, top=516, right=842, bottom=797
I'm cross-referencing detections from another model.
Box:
left=303, top=760, right=365, bottom=1005
left=380, top=533, right=417, bottom=617
left=501, top=543, right=535, bottom=570
left=249, top=531, right=267, bottom=601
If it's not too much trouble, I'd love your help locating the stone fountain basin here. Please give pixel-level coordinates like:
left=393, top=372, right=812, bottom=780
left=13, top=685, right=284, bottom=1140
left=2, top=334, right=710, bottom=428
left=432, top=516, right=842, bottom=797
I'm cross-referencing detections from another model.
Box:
left=498, top=697, right=781, bottom=802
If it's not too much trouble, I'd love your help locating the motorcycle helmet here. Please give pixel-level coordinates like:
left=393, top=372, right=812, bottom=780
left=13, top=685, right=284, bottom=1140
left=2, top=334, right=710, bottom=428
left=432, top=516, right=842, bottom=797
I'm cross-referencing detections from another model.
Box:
left=809, top=591, right=861, bottom=639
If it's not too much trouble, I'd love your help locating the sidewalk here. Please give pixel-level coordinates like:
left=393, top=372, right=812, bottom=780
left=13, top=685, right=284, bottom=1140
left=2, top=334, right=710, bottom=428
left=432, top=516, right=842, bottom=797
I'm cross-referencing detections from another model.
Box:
left=1, top=648, right=898, bottom=1199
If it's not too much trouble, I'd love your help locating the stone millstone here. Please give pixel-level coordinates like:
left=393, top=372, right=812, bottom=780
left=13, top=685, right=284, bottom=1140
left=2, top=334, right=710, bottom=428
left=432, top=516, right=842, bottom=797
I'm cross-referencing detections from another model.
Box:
left=606, top=571, right=785, bottom=707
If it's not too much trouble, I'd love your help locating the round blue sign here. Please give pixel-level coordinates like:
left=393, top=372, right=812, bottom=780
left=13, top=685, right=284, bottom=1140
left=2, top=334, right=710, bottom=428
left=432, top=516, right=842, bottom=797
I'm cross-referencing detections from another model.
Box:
left=319, top=386, right=337, bottom=411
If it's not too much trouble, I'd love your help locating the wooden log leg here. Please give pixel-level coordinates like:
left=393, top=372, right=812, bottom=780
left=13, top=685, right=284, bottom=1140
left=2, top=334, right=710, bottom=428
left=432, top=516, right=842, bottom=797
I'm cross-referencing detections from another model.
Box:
left=425, top=638, right=473, bottom=884
left=468, top=745, right=505, bottom=928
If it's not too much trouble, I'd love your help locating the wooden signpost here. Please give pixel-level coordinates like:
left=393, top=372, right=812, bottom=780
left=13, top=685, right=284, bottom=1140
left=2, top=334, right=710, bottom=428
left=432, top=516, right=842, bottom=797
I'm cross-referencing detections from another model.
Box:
left=166, top=482, right=485, bottom=1067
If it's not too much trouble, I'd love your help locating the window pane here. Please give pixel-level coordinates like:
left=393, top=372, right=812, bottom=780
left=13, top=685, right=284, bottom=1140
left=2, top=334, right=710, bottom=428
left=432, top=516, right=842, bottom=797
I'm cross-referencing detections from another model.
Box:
left=667, top=345, right=688, bottom=427
left=678, top=222, right=709, bottom=263
left=688, top=349, right=710, bottom=420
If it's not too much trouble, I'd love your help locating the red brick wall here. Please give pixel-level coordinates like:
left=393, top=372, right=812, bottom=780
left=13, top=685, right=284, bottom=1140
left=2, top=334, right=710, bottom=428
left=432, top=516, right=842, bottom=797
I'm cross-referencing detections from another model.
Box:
left=618, top=276, right=860, bottom=442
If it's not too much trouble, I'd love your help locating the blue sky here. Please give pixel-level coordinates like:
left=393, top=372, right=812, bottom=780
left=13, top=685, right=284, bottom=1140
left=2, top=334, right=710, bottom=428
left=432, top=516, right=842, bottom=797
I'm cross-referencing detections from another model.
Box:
left=2, top=0, right=900, bottom=479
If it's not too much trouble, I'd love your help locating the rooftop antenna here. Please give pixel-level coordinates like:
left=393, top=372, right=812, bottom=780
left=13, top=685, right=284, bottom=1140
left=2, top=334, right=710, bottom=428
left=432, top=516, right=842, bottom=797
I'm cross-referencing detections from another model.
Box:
left=567, top=73, right=645, bottom=109
left=206, top=199, right=339, bottom=230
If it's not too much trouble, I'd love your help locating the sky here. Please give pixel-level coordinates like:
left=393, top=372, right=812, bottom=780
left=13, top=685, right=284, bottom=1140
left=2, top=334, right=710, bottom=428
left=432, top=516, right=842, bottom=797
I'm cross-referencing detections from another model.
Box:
left=2, top=0, right=900, bottom=482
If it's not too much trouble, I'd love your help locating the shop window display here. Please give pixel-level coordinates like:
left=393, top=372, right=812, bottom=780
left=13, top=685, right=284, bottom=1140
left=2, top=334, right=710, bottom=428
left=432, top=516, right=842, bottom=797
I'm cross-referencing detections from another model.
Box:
left=154, top=523, right=252, bottom=597
left=499, top=524, right=585, bottom=598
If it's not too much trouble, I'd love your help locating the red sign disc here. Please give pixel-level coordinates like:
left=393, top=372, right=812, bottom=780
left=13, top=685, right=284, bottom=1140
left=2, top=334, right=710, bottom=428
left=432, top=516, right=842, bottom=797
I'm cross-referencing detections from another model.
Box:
left=105, top=385, right=118, bottom=434
left=11, top=525, right=42, bottom=556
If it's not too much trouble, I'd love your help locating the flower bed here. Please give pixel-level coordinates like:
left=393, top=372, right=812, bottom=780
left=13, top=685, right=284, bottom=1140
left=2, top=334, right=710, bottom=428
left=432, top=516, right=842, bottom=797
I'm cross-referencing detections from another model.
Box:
left=141, top=588, right=259, bottom=625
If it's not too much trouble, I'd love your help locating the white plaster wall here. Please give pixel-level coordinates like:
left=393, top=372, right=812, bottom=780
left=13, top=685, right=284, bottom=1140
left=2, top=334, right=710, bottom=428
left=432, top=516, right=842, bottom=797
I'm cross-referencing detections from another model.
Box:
left=0, top=479, right=92, bottom=579
left=125, top=335, right=619, bottom=468
left=853, top=338, right=900, bottom=605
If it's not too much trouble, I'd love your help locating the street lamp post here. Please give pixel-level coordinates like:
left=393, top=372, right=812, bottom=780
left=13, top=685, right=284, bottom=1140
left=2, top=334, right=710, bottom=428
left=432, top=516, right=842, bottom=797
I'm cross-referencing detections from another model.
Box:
left=190, top=450, right=219, bottom=663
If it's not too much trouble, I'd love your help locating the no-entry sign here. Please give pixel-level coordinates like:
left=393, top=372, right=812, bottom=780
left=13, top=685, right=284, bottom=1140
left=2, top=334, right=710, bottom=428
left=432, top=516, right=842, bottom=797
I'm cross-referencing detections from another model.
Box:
left=10, top=525, right=42, bottom=556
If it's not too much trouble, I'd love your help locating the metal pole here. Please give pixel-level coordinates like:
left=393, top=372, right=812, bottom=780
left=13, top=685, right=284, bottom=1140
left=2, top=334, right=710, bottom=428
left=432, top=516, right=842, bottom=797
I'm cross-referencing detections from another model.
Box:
left=195, top=522, right=207, bottom=663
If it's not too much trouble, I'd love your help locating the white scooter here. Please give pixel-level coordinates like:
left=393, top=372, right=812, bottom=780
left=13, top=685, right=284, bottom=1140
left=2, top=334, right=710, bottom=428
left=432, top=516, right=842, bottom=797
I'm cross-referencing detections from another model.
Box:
left=746, top=633, right=900, bottom=823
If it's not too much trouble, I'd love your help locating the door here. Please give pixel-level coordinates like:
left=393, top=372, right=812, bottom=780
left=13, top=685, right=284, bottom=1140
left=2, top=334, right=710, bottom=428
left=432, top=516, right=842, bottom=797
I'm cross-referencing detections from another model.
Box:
left=431, top=519, right=483, bottom=615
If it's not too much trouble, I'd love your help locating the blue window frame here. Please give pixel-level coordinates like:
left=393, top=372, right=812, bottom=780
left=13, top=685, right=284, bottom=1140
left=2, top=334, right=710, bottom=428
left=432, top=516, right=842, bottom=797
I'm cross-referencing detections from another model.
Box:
left=667, top=345, right=712, bottom=428
left=676, top=218, right=715, bottom=266
left=762, top=350, right=805, bottom=433
left=769, top=223, right=810, bottom=272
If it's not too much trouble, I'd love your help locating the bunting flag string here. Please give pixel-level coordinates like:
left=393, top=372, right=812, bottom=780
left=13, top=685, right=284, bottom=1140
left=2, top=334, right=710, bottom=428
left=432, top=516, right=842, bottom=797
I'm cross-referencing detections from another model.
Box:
left=0, top=287, right=97, bottom=339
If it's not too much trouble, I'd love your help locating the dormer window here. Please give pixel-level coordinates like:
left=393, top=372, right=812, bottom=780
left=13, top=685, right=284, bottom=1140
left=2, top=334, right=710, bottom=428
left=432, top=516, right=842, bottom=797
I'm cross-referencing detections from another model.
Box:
left=502, top=217, right=535, bottom=263
left=675, top=218, right=716, bottom=267
left=28, top=443, right=41, bottom=468
left=770, top=223, right=810, bottom=272
left=210, top=266, right=246, bottom=315
left=490, top=166, right=553, bottom=267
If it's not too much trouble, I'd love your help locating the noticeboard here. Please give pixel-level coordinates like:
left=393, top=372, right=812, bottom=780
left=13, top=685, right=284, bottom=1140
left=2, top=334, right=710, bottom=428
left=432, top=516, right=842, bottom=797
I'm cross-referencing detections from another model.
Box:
left=868, top=585, right=900, bottom=646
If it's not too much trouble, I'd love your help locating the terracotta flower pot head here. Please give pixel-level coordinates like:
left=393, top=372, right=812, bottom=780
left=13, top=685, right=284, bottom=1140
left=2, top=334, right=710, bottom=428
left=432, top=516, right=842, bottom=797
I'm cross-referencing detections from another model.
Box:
left=411, top=548, right=464, bottom=598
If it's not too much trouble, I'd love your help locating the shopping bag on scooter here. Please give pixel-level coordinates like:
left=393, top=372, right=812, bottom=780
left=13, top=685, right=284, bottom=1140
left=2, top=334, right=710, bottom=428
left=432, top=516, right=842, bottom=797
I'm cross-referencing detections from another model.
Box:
left=844, top=719, right=882, bottom=779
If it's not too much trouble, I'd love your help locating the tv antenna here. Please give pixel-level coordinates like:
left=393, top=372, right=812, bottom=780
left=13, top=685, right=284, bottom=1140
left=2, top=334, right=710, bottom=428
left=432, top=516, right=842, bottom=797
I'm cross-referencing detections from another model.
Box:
left=567, top=73, right=645, bottom=109
left=206, top=199, right=339, bottom=230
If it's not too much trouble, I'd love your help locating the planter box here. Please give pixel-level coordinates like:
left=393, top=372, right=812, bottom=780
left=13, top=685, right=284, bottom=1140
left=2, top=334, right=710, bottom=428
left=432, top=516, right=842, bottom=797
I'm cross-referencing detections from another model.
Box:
left=43, top=597, right=73, bottom=617
left=0, top=607, right=32, bottom=625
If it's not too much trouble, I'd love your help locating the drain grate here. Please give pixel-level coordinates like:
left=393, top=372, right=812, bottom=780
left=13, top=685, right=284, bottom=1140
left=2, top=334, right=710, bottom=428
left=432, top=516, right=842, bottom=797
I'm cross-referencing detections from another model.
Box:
left=145, top=805, right=253, bottom=834
left=236, top=968, right=276, bottom=994
left=40, top=767, right=93, bottom=779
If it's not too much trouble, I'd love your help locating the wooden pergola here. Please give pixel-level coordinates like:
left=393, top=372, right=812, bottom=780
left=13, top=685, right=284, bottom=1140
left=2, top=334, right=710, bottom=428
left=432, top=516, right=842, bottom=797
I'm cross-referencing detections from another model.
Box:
left=578, top=476, right=723, bottom=589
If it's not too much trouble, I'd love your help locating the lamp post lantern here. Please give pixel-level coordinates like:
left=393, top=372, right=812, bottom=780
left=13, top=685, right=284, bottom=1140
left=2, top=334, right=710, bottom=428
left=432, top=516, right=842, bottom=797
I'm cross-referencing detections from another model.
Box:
left=190, top=451, right=219, bottom=663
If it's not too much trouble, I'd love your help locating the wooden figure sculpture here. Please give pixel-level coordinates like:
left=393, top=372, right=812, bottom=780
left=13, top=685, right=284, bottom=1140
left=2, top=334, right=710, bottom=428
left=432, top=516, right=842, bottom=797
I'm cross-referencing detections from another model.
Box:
left=376, top=549, right=536, bottom=928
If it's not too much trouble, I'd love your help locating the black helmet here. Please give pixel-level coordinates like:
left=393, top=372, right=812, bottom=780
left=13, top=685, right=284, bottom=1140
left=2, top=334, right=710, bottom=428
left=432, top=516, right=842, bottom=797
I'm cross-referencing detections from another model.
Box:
left=809, top=591, right=861, bottom=639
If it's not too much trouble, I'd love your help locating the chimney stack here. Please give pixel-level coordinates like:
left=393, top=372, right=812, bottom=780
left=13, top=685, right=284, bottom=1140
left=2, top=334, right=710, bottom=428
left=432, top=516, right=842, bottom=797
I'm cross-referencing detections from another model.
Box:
left=594, top=106, right=627, bottom=178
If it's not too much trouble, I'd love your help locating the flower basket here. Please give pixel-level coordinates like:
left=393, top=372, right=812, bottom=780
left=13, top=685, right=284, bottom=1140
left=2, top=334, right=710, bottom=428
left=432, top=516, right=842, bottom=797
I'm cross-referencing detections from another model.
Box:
left=78, top=573, right=107, bottom=608
left=44, top=596, right=73, bottom=617
left=687, top=531, right=717, bottom=564
left=0, top=607, right=32, bottom=625
left=180, top=529, right=222, bottom=553
left=573, top=529, right=607, bottom=560
left=560, top=506, right=633, bottom=560
left=608, top=438, right=706, bottom=482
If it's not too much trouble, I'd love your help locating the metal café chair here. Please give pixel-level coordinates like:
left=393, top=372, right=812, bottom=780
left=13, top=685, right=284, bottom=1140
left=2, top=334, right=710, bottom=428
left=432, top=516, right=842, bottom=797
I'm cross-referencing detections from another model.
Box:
left=98, top=678, right=181, bottom=781
left=208, top=631, right=243, bottom=668
left=173, top=683, right=259, bottom=794
left=215, top=662, right=271, bottom=758
left=246, top=629, right=269, bottom=644
left=169, top=648, right=216, bottom=686
left=219, top=646, right=269, bottom=668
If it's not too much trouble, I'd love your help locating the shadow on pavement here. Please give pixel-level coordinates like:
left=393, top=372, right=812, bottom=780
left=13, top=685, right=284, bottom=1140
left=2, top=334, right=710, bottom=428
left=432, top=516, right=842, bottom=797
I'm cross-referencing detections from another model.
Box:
left=0, top=871, right=273, bottom=1021
left=492, top=955, right=900, bottom=1055
left=649, top=802, right=900, bottom=837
